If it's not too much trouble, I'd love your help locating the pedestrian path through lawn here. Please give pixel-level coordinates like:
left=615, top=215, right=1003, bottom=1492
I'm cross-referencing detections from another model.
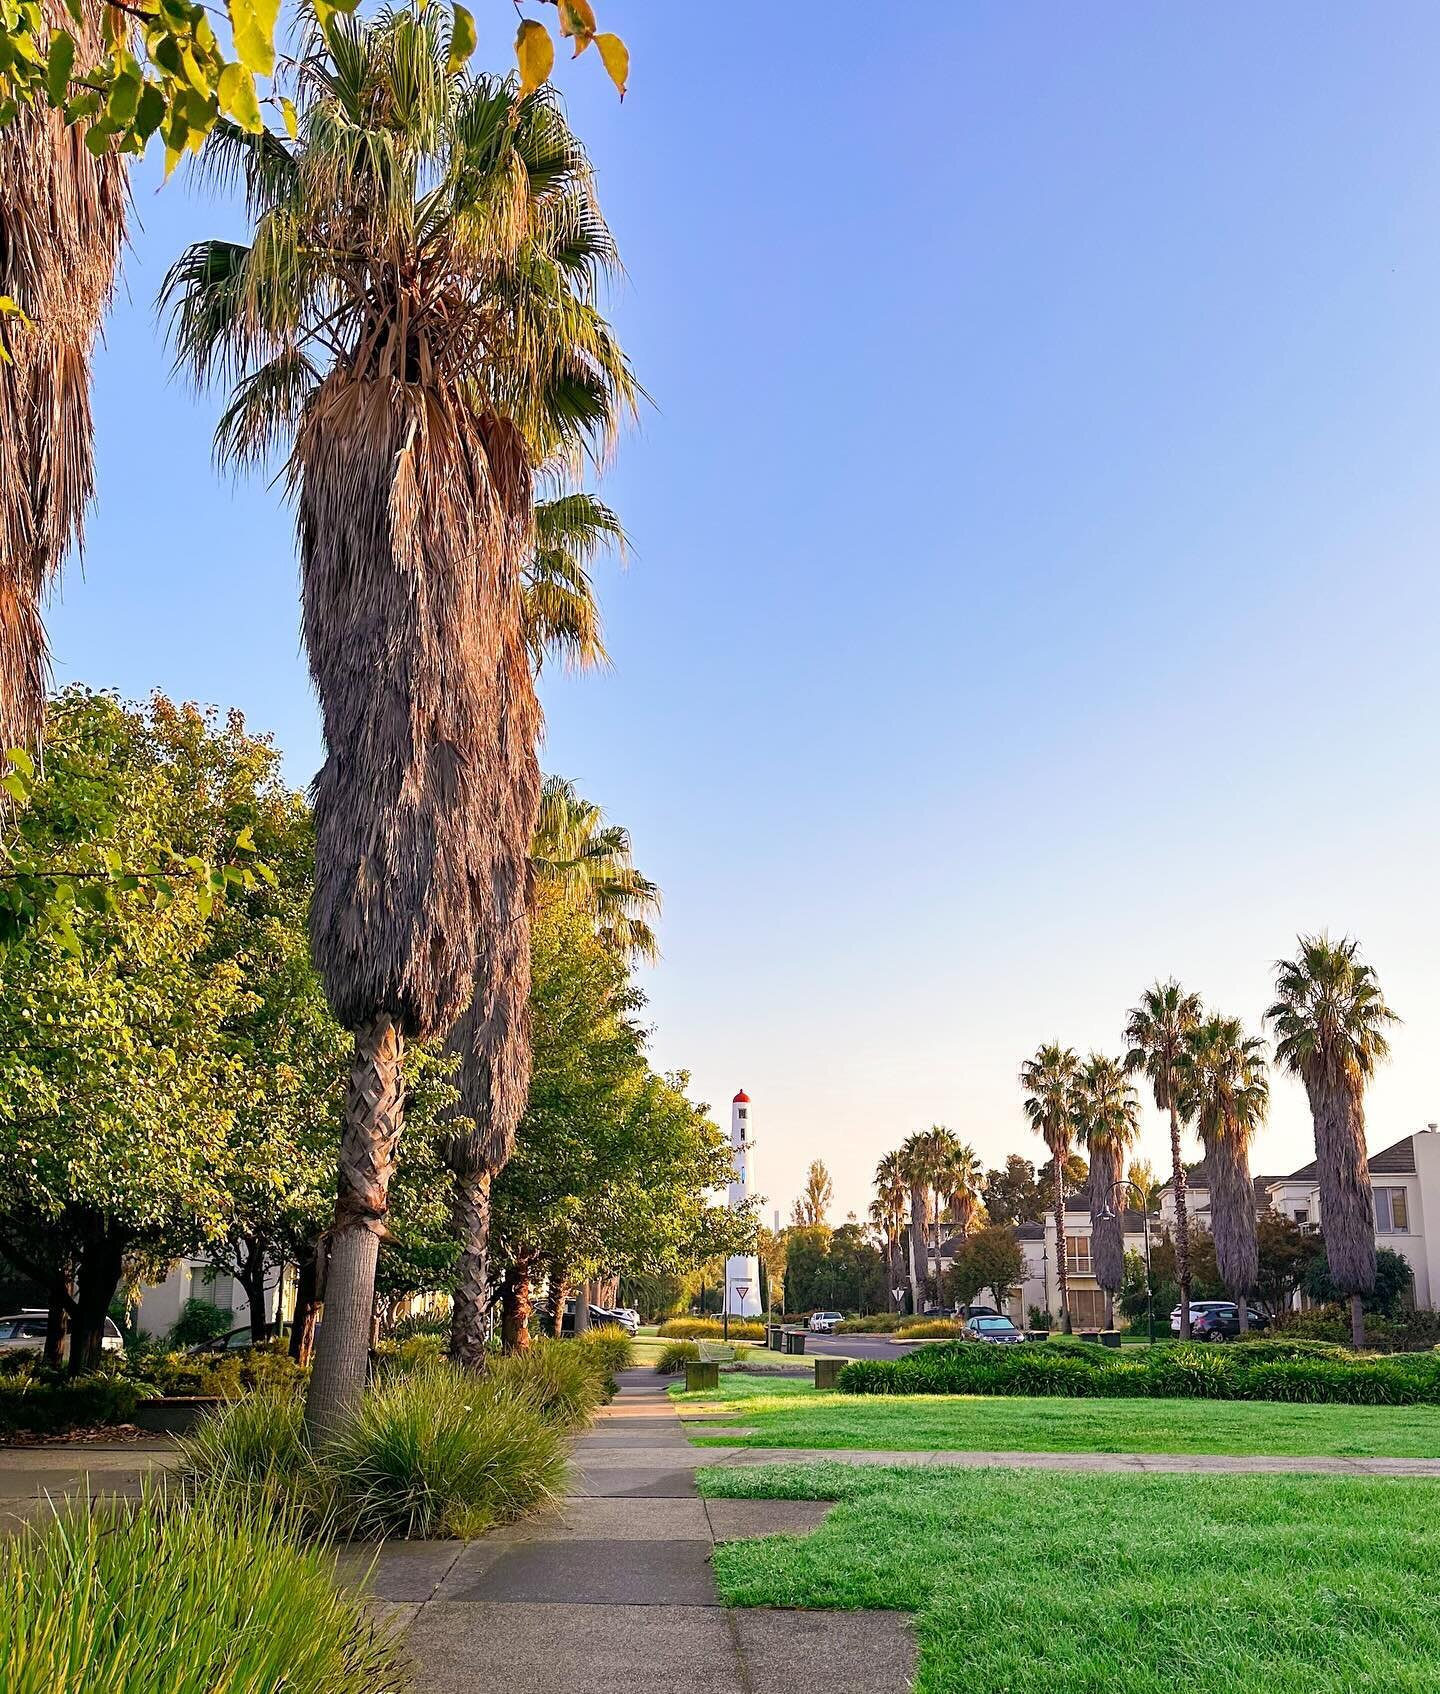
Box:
left=675, top=1371, right=1440, bottom=1462
left=343, top=1369, right=916, bottom=1694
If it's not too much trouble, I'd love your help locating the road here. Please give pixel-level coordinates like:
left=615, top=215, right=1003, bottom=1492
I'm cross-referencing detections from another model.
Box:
left=808, top=1333, right=912, bottom=1362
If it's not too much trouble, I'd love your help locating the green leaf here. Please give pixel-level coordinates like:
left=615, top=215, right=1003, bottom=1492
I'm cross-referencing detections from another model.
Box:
left=594, top=32, right=627, bottom=99
left=217, top=60, right=262, bottom=131
left=134, top=81, right=166, bottom=142
left=83, top=123, right=113, bottom=157
left=234, top=824, right=256, bottom=853
left=1, top=774, right=29, bottom=802
left=44, top=28, right=74, bottom=105
left=228, top=0, right=279, bottom=78
left=514, top=17, right=553, bottom=97
left=107, top=65, right=143, bottom=124
left=278, top=93, right=297, bottom=139
left=53, top=915, right=82, bottom=958
left=5, top=745, right=35, bottom=776
left=446, top=2, right=474, bottom=75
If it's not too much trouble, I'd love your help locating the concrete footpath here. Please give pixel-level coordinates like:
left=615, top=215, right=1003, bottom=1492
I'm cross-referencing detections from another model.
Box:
left=347, top=1369, right=916, bottom=1694
left=693, top=1440, right=1440, bottom=1478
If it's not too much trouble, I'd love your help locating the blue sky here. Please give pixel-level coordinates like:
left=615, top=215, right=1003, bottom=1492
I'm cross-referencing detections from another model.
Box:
left=51, top=4, right=1440, bottom=1223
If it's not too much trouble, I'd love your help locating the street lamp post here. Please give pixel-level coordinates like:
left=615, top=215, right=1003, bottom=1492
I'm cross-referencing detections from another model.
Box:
left=1095, top=1178, right=1155, bottom=1346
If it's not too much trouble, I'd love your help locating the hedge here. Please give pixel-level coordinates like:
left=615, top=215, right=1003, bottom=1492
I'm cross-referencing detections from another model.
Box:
left=656, top=1318, right=767, bottom=1341
left=836, top=1339, right=1440, bottom=1406
left=0, top=1375, right=144, bottom=1435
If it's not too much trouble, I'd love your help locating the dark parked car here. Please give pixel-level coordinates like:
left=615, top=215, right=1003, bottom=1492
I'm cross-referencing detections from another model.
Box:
left=1190, top=1304, right=1269, bottom=1341
left=560, top=1301, right=639, bottom=1337
left=963, top=1314, right=1026, bottom=1344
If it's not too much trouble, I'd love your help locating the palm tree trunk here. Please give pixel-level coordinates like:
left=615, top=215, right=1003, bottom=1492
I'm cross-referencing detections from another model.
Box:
left=1104, top=1290, right=1114, bottom=1329
left=1169, top=1098, right=1191, bottom=1341
left=1237, top=1302, right=1249, bottom=1335
left=303, top=1015, right=404, bottom=1441
left=574, top=1280, right=592, bottom=1335
left=1052, top=1151, right=1071, bottom=1333
left=1350, top=1292, right=1366, bottom=1350
left=908, top=1186, right=927, bottom=1315
left=289, top=1248, right=319, bottom=1365
left=501, top=1249, right=535, bottom=1352
left=448, top=1168, right=491, bottom=1368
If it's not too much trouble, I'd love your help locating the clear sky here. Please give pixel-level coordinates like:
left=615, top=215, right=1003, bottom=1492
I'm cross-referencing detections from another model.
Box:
left=50, top=3, right=1440, bottom=1227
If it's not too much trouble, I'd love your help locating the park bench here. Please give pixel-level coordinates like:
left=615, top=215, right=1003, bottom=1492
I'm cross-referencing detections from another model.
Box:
left=696, top=1340, right=736, bottom=1363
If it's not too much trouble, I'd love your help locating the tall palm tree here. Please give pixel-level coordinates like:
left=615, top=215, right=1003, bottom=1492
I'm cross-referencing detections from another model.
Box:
left=912, top=1124, right=963, bottom=1301
left=897, top=1132, right=934, bottom=1316
left=0, top=2, right=126, bottom=753
left=873, top=1150, right=907, bottom=1311
left=1071, top=1053, right=1140, bottom=1329
left=163, top=15, right=635, bottom=1429
left=939, top=1136, right=985, bottom=1253
left=1124, top=981, right=1203, bottom=1339
left=1267, top=935, right=1397, bottom=1348
left=1178, top=1014, right=1268, bottom=1334
left=1020, top=1043, right=1079, bottom=1332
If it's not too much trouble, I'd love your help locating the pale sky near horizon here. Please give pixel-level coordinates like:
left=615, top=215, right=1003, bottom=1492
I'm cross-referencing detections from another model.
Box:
left=48, top=4, right=1440, bottom=1227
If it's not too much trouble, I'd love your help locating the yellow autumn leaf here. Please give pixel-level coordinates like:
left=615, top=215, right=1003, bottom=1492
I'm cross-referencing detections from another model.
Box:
left=279, top=95, right=298, bottom=139
left=514, top=17, right=554, bottom=97
left=446, top=2, right=475, bottom=75
left=558, top=0, right=595, bottom=53
left=595, top=32, right=628, bottom=99
left=217, top=61, right=263, bottom=132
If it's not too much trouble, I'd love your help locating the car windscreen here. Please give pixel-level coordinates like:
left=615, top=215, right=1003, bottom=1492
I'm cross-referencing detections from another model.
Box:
left=973, top=1318, right=1016, bottom=1332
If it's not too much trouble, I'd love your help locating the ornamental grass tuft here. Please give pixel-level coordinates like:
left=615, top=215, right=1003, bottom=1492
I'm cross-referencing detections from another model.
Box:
left=0, top=1487, right=405, bottom=1694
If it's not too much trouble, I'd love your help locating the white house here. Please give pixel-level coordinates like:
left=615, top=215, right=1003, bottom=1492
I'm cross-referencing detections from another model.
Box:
left=1157, top=1126, right=1440, bottom=1311
left=1012, top=1199, right=1152, bottom=1330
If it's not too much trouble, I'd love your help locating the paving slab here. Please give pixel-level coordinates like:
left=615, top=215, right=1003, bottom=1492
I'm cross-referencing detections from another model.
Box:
left=733, top=1608, right=916, bottom=1693
left=403, top=1601, right=745, bottom=1694
left=570, top=1464, right=711, bottom=1498
left=704, top=1497, right=836, bottom=1540
left=486, top=1495, right=712, bottom=1542
left=442, top=1535, right=720, bottom=1606
left=335, top=1539, right=465, bottom=1602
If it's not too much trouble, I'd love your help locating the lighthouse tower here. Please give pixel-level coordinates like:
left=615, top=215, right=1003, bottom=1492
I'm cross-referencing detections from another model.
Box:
left=725, top=1091, right=763, bottom=1319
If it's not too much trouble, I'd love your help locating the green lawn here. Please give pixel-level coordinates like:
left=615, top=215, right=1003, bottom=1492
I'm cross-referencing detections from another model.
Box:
left=675, top=1373, right=1440, bottom=1458
left=700, top=1461, right=1440, bottom=1693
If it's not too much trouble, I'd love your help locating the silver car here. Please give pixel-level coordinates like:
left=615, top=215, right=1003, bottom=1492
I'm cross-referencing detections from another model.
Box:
left=0, top=1311, right=124, bottom=1355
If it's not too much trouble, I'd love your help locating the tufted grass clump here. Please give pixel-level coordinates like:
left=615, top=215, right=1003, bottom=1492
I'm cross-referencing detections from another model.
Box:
left=0, top=1487, right=406, bottom=1694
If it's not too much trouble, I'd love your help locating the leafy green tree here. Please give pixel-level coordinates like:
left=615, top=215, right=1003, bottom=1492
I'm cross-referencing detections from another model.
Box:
left=944, top=1224, right=1024, bottom=1312
left=1301, top=1244, right=1413, bottom=1320
left=1267, top=934, right=1398, bottom=1349
left=1252, top=1209, right=1316, bottom=1319
left=982, top=1154, right=1045, bottom=1227
left=0, top=690, right=269, bottom=1370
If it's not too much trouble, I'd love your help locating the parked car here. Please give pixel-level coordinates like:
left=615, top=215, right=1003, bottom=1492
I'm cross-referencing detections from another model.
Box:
left=1190, top=1304, right=1269, bottom=1341
left=1169, top=1300, right=1237, bottom=1335
left=186, top=1323, right=292, bottom=1356
left=0, top=1311, right=124, bottom=1355
left=957, top=1305, right=1000, bottom=1320
left=808, top=1311, right=843, bottom=1334
left=963, top=1314, right=1025, bottom=1344
left=560, top=1301, right=639, bottom=1336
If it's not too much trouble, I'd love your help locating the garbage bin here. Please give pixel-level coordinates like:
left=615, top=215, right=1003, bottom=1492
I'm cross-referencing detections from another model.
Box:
left=1099, top=1330, right=1122, bottom=1349
left=767, top=1324, right=784, bottom=1352
left=782, top=1329, right=807, bottom=1356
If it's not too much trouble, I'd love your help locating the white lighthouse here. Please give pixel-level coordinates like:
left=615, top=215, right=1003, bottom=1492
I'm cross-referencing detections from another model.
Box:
left=724, top=1090, right=763, bottom=1319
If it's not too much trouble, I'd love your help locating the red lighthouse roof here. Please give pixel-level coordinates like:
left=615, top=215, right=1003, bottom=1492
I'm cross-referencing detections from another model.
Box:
left=733, top=1089, right=750, bottom=1103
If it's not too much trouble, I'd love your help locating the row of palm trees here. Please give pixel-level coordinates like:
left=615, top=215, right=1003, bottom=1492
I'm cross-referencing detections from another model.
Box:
left=1022, top=935, right=1395, bottom=1346
left=871, top=1128, right=985, bottom=1315
left=4, top=8, right=643, bottom=1433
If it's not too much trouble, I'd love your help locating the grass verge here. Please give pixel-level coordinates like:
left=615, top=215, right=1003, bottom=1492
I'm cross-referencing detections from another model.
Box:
left=675, top=1372, right=1440, bottom=1457
left=699, top=1461, right=1440, bottom=1693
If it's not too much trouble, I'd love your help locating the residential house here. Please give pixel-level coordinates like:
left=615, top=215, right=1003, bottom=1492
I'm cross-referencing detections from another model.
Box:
left=1013, top=1198, right=1152, bottom=1329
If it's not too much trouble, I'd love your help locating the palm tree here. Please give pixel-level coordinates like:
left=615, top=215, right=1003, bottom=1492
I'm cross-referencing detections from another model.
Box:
left=0, top=4, right=126, bottom=753
left=163, top=14, right=635, bottom=1430
left=1020, top=1043, right=1079, bottom=1332
left=939, top=1137, right=985, bottom=1259
left=1124, top=981, right=1203, bottom=1339
left=1178, top=1014, right=1268, bottom=1334
left=912, top=1124, right=964, bottom=1302
left=872, top=1150, right=907, bottom=1311
left=524, top=488, right=624, bottom=673
left=531, top=776, right=660, bottom=963
left=1267, top=935, right=1397, bottom=1348
left=897, top=1132, right=934, bottom=1316
left=1071, top=1054, right=1140, bottom=1329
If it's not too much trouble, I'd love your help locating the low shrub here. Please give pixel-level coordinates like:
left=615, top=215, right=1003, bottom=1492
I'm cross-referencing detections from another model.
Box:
left=373, top=1332, right=447, bottom=1378
left=837, top=1337, right=1440, bottom=1405
left=835, top=1315, right=902, bottom=1334
left=1227, top=1337, right=1356, bottom=1363
left=576, top=1323, right=634, bottom=1375
left=655, top=1340, right=701, bottom=1374
left=167, top=1298, right=235, bottom=1349
left=0, top=1488, right=403, bottom=1693
left=0, top=1373, right=145, bottom=1435
left=178, top=1392, right=328, bottom=1527
left=656, top=1318, right=767, bottom=1341
left=898, top=1320, right=965, bottom=1339
left=323, top=1364, right=566, bottom=1540
left=488, top=1336, right=606, bottom=1430
left=133, top=1341, right=307, bottom=1400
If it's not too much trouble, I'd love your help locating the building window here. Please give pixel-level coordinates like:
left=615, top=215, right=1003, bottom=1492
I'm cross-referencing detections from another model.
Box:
left=1064, top=1235, right=1092, bottom=1276
left=1293, top=1208, right=1308, bottom=1224
left=1375, top=1188, right=1410, bottom=1234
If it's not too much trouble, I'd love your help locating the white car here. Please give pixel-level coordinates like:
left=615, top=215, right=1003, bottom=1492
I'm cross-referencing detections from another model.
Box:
left=807, top=1311, right=843, bottom=1334
left=1169, top=1301, right=1234, bottom=1335
left=0, top=1311, right=124, bottom=1355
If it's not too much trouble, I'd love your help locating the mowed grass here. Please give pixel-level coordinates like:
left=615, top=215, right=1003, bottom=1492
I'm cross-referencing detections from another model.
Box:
left=675, top=1373, right=1440, bottom=1458
left=700, top=1462, right=1440, bottom=1693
